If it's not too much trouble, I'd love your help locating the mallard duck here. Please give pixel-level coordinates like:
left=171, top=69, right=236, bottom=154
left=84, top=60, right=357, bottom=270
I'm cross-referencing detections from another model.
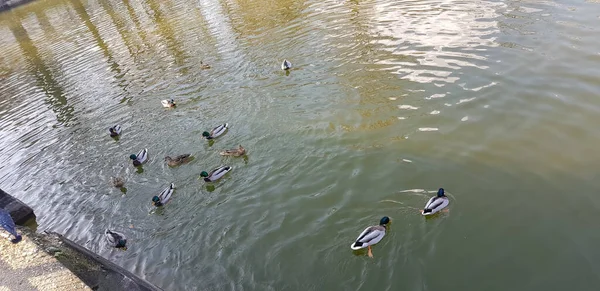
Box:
left=0, top=208, right=21, bottom=243
left=200, top=166, right=232, bottom=182
left=111, top=177, right=125, bottom=188
left=152, top=183, right=175, bottom=207
left=164, top=154, right=192, bottom=167
left=161, top=99, right=176, bottom=108
left=200, top=61, right=211, bottom=69
left=350, top=216, right=390, bottom=258
left=202, top=123, right=228, bottom=139
left=109, top=125, right=122, bottom=137
left=421, top=188, right=449, bottom=216
left=129, top=148, right=148, bottom=166
left=281, top=59, right=292, bottom=70
left=219, top=145, right=246, bottom=157
left=105, top=229, right=127, bottom=248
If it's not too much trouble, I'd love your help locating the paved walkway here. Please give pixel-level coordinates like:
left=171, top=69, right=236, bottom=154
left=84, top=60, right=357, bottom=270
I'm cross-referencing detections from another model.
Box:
left=0, top=233, right=91, bottom=291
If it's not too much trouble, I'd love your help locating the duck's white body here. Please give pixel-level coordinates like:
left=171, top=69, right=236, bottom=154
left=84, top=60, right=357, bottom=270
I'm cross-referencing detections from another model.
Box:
left=133, top=148, right=148, bottom=165
left=281, top=59, right=292, bottom=70
left=105, top=230, right=126, bottom=248
left=109, top=125, right=122, bottom=137
left=161, top=99, right=175, bottom=108
left=422, top=196, right=449, bottom=216
left=206, top=123, right=228, bottom=139
left=203, top=166, right=232, bottom=182
left=350, top=225, right=386, bottom=250
left=155, top=183, right=175, bottom=206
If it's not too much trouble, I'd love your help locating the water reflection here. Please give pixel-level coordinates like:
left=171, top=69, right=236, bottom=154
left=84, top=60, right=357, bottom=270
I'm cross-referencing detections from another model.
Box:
left=8, top=15, right=75, bottom=126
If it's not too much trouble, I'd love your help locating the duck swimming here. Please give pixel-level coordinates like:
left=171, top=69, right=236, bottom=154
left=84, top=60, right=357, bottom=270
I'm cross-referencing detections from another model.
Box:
left=350, top=216, right=390, bottom=258
left=219, top=145, right=246, bottom=157
left=421, top=188, right=449, bottom=216
left=0, top=208, right=21, bottom=243
left=152, top=183, right=175, bottom=207
left=165, top=154, right=192, bottom=167
left=111, top=177, right=125, bottom=188
left=281, top=59, right=292, bottom=70
left=129, top=148, right=148, bottom=166
left=109, top=125, right=122, bottom=137
left=202, top=123, right=228, bottom=140
left=200, top=61, right=211, bottom=69
left=105, top=229, right=127, bottom=249
left=161, top=99, right=176, bottom=108
left=200, top=166, right=232, bottom=182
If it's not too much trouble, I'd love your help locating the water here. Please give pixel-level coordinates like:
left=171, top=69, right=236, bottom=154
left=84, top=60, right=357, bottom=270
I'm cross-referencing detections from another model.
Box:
left=1, top=0, right=600, bottom=290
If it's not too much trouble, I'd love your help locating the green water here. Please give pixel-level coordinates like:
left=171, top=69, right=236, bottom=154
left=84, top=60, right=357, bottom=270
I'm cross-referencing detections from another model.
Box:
left=1, top=0, right=600, bottom=290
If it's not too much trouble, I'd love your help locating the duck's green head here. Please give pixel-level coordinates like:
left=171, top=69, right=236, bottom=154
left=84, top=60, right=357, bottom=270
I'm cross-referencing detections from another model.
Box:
left=152, top=196, right=160, bottom=204
left=200, top=171, right=209, bottom=177
left=380, top=216, right=390, bottom=226
left=116, top=239, right=126, bottom=248
left=129, top=154, right=137, bottom=160
left=437, top=188, right=445, bottom=197
left=202, top=131, right=210, bottom=137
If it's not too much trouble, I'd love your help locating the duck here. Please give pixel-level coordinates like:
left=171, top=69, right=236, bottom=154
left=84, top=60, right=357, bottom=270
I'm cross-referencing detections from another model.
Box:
left=164, top=154, right=192, bottom=167
left=202, top=123, right=228, bottom=140
left=111, top=177, right=125, bottom=188
left=200, top=61, right=211, bottom=69
left=109, top=125, right=122, bottom=137
left=161, top=99, right=176, bottom=108
left=0, top=208, right=21, bottom=243
left=219, top=145, right=246, bottom=157
left=421, top=188, right=449, bottom=216
left=152, top=183, right=175, bottom=207
left=129, top=148, right=148, bottom=166
left=105, top=229, right=127, bottom=249
left=281, top=59, right=292, bottom=70
left=200, top=166, right=232, bottom=182
left=350, top=216, right=390, bottom=258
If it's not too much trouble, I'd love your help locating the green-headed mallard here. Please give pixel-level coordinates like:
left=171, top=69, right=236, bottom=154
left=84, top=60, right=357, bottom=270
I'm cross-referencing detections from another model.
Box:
left=421, top=188, right=449, bottom=216
left=109, top=125, right=122, bottom=137
left=200, top=166, right=232, bottom=182
left=281, top=59, right=292, bottom=70
left=165, top=154, right=192, bottom=167
left=105, top=229, right=127, bottom=249
left=152, top=183, right=175, bottom=207
left=129, top=149, right=148, bottom=166
left=350, top=216, right=390, bottom=258
left=202, top=123, right=228, bottom=140
left=162, top=99, right=176, bottom=108
left=219, top=145, right=246, bottom=157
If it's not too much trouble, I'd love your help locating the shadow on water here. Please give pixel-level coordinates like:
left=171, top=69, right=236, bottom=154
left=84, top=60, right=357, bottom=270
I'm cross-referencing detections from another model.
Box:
left=7, top=16, right=75, bottom=127
left=144, top=0, right=189, bottom=72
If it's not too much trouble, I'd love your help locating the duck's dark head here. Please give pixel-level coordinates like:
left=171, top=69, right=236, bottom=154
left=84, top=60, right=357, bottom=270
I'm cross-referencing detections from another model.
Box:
left=380, top=216, right=390, bottom=226
left=437, top=188, right=445, bottom=197
left=116, top=239, right=126, bottom=248
left=109, top=128, right=115, bottom=133
left=202, top=131, right=210, bottom=138
left=200, top=171, right=209, bottom=178
left=152, top=196, right=160, bottom=206
left=129, top=154, right=137, bottom=160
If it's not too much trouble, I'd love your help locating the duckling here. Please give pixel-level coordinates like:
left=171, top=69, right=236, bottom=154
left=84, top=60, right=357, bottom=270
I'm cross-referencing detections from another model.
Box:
left=129, top=148, right=148, bottom=166
left=0, top=208, right=21, bottom=243
left=164, top=154, right=192, bottom=167
left=109, top=125, right=122, bottom=137
left=350, top=216, right=390, bottom=258
left=220, top=145, right=246, bottom=157
left=105, top=229, right=127, bottom=249
left=152, top=183, right=175, bottom=207
left=281, top=59, right=292, bottom=70
left=111, top=177, right=125, bottom=188
left=161, top=99, right=176, bottom=108
left=200, top=61, right=211, bottom=69
left=200, top=166, right=232, bottom=182
left=202, top=123, right=229, bottom=140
